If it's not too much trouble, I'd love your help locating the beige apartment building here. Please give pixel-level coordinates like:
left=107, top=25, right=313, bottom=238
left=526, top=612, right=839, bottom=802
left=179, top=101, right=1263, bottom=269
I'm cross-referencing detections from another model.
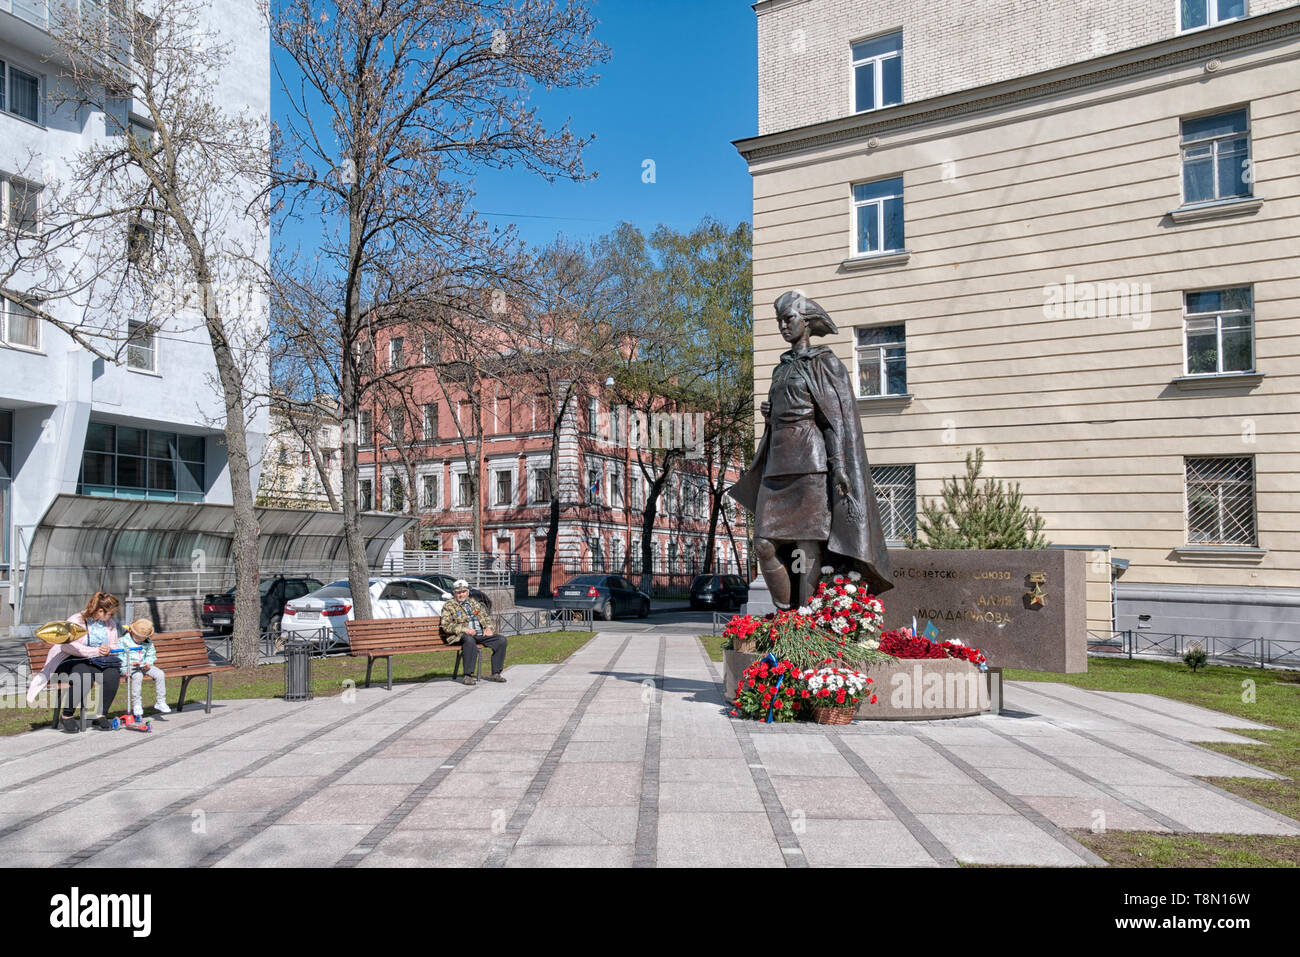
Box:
left=737, top=0, right=1299, bottom=639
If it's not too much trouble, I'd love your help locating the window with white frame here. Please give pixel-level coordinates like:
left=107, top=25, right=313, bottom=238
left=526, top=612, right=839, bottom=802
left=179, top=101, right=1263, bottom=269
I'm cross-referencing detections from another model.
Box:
left=609, top=404, right=623, bottom=446
left=1185, top=288, right=1253, bottom=375
left=609, top=461, right=624, bottom=508
left=421, top=473, right=439, bottom=509
left=456, top=471, right=472, bottom=508
left=1181, top=109, right=1250, bottom=205
left=422, top=402, right=438, bottom=441
left=1, top=296, right=39, bottom=350
left=1, top=61, right=41, bottom=123
left=387, top=407, right=404, bottom=444
left=388, top=336, right=404, bottom=369
left=388, top=476, right=404, bottom=511
left=358, top=478, right=373, bottom=511
left=1179, top=0, right=1246, bottom=32
left=609, top=535, right=623, bottom=570
left=2, top=174, right=40, bottom=234
left=855, top=325, right=907, bottom=397
left=422, top=335, right=438, bottom=364
left=631, top=471, right=645, bottom=511
left=587, top=465, right=602, bottom=505
left=530, top=466, right=551, bottom=504
left=1186, top=456, right=1255, bottom=545
left=852, top=32, right=902, bottom=114
left=852, top=177, right=904, bottom=256
left=871, top=465, right=916, bottom=543
left=493, top=468, right=514, bottom=507
left=126, top=320, right=157, bottom=371
left=358, top=410, right=373, bottom=449
left=586, top=396, right=599, bottom=437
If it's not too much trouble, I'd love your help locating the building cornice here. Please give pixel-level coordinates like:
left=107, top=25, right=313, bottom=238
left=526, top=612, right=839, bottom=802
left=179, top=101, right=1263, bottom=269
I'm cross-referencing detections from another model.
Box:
left=753, top=0, right=813, bottom=15
left=735, top=8, right=1300, bottom=164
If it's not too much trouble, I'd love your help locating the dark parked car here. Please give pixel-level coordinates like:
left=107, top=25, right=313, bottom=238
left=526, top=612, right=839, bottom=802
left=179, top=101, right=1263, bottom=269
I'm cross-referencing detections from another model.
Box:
left=202, top=575, right=324, bottom=634
left=412, top=574, right=493, bottom=613
left=553, top=574, right=649, bottom=621
left=690, top=574, right=749, bottom=612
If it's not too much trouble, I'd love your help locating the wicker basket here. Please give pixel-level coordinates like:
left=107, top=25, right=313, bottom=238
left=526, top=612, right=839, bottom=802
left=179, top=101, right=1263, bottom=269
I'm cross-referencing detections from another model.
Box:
left=811, top=704, right=855, bottom=725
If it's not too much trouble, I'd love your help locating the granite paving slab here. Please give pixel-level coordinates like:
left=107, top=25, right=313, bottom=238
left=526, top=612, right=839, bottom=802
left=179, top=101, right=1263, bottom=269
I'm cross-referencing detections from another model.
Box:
left=0, top=630, right=1295, bottom=867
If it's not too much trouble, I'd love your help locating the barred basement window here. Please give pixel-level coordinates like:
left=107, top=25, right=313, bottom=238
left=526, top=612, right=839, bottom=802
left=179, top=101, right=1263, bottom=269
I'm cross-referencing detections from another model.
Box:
left=871, top=464, right=916, bottom=542
left=1186, top=456, right=1255, bottom=545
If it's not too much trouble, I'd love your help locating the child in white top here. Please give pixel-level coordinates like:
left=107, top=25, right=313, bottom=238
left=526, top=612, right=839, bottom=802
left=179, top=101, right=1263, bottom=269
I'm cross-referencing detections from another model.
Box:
left=121, top=619, right=172, bottom=718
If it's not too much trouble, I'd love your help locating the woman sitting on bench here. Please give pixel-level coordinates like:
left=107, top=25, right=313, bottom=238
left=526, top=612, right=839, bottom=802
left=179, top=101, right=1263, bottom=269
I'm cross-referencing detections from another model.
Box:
left=27, top=592, right=127, bottom=732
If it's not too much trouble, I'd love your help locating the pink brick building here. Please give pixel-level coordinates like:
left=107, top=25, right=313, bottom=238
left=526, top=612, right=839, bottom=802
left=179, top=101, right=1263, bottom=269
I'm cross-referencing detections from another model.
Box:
left=357, top=322, right=751, bottom=593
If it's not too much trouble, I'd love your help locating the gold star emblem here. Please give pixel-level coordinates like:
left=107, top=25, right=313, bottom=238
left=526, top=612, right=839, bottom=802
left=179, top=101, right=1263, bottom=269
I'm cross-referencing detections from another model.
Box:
left=1027, top=572, right=1046, bottom=607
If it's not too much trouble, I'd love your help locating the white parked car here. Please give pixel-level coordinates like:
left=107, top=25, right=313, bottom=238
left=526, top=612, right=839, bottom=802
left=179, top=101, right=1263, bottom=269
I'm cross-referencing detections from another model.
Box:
left=279, top=577, right=452, bottom=649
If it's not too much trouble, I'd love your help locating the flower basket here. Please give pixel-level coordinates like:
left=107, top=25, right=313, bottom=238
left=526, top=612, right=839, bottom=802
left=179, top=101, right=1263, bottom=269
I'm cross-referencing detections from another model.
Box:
left=811, top=705, right=855, bottom=725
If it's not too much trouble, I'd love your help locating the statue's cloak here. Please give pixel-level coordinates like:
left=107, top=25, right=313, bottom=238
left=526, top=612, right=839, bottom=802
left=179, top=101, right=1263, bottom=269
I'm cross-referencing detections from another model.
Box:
left=728, top=345, right=893, bottom=596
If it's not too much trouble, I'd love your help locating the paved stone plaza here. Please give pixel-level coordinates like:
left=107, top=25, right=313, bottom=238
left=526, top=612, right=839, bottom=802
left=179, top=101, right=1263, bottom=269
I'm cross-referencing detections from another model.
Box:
left=1, top=629, right=1295, bottom=867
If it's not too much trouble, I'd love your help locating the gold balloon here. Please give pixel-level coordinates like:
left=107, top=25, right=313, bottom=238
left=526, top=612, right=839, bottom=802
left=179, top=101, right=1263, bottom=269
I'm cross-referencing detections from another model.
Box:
left=35, top=621, right=87, bottom=644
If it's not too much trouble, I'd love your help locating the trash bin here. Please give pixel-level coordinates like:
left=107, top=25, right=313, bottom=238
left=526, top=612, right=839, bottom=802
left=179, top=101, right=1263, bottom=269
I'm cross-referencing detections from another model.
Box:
left=283, top=640, right=314, bottom=701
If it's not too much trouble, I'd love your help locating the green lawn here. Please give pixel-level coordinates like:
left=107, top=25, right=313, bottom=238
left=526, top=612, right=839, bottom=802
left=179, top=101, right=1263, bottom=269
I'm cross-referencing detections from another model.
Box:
left=699, top=634, right=727, bottom=662
left=0, top=632, right=594, bottom=737
left=1009, top=657, right=1300, bottom=866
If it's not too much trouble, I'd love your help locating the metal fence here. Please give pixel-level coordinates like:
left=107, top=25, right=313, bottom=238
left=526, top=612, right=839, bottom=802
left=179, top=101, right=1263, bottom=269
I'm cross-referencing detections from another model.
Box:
left=1085, top=629, right=1300, bottom=667
left=379, top=551, right=512, bottom=587
left=128, top=563, right=364, bottom=599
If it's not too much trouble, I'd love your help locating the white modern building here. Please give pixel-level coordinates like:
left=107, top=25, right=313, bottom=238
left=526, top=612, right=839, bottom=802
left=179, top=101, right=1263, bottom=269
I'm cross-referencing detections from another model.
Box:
left=0, top=0, right=270, bottom=628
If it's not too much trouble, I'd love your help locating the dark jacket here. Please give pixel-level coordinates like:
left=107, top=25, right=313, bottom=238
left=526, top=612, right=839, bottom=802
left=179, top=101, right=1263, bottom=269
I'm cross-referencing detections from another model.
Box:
left=728, top=345, right=893, bottom=596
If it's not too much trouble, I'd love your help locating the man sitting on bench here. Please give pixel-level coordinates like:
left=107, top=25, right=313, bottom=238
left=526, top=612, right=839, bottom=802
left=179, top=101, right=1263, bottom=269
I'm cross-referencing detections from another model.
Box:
left=441, top=580, right=506, bottom=686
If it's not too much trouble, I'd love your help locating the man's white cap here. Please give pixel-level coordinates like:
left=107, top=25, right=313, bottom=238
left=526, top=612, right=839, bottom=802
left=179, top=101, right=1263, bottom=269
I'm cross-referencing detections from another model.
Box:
left=453, top=579, right=470, bottom=590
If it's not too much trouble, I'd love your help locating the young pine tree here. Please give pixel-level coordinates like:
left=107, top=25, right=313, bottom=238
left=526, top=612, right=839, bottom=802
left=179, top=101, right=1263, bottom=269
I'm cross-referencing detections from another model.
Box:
left=909, top=449, right=1049, bottom=549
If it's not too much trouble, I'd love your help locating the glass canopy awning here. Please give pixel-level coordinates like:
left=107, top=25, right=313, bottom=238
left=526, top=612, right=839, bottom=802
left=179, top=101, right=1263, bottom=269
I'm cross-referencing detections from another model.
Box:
left=16, top=494, right=413, bottom=625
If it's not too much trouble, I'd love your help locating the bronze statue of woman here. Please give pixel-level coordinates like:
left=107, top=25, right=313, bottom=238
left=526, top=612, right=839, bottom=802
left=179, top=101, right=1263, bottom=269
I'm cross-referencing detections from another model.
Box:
left=728, top=290, right=892, bottom=609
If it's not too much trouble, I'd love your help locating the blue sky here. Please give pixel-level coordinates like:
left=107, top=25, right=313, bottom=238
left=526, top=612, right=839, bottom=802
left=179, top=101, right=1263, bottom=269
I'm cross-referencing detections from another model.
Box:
left=272, top=0, right=757, bottom=255
left=471, top=0, right=758, bottom=247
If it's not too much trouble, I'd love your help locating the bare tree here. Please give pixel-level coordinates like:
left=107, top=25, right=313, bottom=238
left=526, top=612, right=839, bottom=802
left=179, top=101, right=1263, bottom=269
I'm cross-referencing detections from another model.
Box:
left=273, top=0, right=606, bottom=617
left=2, top=0, right=271, bottom=665
left=516, top=233, right=640, bottom=595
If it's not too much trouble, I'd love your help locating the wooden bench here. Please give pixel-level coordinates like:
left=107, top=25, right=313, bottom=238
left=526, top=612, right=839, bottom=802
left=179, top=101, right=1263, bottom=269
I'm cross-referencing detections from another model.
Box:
left=26, top=631, right=233, bottom=730
left=345, top=616, right=498, bottom=690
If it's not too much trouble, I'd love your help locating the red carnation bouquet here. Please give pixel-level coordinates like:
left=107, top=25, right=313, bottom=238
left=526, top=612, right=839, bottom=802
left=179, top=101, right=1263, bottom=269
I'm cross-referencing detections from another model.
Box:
left=731, top=655, right=806, bottom=723
left=879, top=628, right=988, bottom=668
